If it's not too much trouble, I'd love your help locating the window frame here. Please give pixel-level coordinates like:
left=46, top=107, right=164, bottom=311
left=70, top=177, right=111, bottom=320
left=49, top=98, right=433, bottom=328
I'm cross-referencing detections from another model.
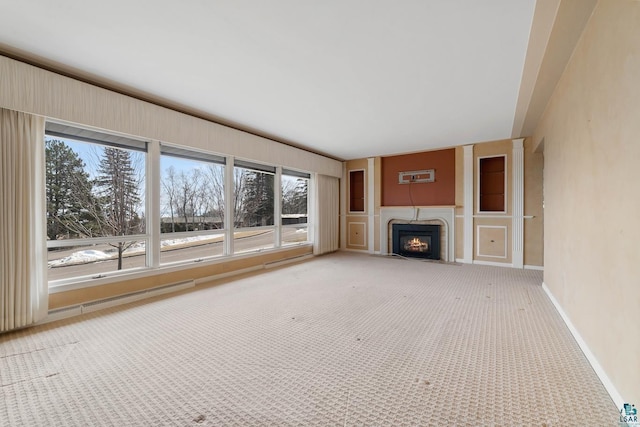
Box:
left=231, top=161, right=277, bottom=254
left=44, top=124, right=151, bottom=286
left=44, top=122, right=314, bottom=290
left=159, top=144, right=227, bottom=265
left=280, top=170, right=310, bottom=247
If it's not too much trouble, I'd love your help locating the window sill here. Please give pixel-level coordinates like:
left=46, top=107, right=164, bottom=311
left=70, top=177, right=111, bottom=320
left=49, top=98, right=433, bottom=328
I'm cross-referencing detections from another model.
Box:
left=48, top=242, right=312, bottom=294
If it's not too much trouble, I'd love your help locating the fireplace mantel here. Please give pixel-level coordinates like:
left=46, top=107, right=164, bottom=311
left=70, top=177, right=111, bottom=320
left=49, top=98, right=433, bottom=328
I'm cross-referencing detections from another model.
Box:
left=380, top=206, right=455, bottom=262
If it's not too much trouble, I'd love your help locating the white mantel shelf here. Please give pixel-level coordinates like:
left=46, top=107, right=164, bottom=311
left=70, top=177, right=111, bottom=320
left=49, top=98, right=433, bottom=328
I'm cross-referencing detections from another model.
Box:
left=380, top=206, right=455, bottom=262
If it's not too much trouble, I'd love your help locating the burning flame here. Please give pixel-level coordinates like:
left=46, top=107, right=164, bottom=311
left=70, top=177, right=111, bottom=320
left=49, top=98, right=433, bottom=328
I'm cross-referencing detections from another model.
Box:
left=405, top=237, right=428, bottom=252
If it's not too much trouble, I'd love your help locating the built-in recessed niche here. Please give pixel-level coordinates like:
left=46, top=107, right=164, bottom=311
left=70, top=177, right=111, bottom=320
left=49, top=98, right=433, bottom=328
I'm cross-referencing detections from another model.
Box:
left=349, top=170, right=365, bottom=212
left=479, top=155, right=506, bottom=212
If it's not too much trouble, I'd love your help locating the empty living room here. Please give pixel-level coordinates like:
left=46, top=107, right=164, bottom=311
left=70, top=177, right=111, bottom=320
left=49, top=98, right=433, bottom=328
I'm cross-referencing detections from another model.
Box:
left=1, top=1, right=638, bottom=425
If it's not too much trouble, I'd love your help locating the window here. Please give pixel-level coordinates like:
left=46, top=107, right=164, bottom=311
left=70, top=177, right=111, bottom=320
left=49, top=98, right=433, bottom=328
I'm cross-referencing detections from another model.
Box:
left=233, top=160, right=276, bottom=253
left=349, top=170, right=365, bottom=212
left=160, top=144, right=226, bottom=264
left=282, top=169, right=309, bottom=245
left=44, top=122, right=314, bottom=286
left=479, top=156, right=506, bottom=212
left=45, top=123, right=147, bottom=282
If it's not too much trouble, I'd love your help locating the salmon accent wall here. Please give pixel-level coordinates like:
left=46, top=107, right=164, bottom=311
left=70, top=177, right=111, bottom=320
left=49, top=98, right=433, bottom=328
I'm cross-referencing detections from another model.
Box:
left=381, top=148, right=455, bottom=206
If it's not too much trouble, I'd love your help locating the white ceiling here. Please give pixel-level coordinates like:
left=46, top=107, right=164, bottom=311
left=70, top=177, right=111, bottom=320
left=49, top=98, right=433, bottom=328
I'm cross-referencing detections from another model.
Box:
left=0, top=1, right=538, bottom=160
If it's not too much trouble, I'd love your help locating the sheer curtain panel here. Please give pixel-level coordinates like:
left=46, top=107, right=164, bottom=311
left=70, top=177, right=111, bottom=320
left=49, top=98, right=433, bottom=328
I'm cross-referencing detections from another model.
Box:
left=313, top=174, right=339, bottom=255
left=0, top=108, right=47, bottom=332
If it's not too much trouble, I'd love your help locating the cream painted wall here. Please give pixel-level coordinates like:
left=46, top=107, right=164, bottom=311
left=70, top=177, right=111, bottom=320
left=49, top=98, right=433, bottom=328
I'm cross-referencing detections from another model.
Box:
left=531, top=0, right=640, bottom=404
left=0, top=56, right=342, bottom=178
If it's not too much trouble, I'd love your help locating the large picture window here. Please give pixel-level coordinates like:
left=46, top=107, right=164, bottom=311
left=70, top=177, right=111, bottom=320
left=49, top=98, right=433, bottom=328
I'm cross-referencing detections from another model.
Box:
left=160, top=144, right=226, bottom=264
left=233, top=161, right=276, bottom=254
left=45, top=124, right=147, bottom=282
left=44, top=123, right=314, bottom=286
left=281, top=169, right=309, bottom=245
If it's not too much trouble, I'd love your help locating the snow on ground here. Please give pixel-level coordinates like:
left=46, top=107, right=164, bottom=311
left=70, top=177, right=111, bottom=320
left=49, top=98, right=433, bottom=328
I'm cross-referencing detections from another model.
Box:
left=48, top=234, right=223, bottom=268
left=160, top=234, right=222, bottom=247
left=48, top=249, right=112, bottom=267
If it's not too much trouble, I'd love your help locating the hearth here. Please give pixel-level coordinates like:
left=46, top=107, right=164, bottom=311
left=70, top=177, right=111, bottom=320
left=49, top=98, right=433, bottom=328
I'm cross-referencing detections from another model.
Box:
left=392, top=224, right=441, bottom=260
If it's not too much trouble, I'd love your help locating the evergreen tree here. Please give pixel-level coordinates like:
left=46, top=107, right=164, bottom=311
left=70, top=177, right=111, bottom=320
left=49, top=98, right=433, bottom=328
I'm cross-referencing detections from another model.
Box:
left=45, top=139, right=96, bottom=240
left=282, top=178, right=308, bottom=215
left=242, top=171, right=274, bottom=227
left=94, top=147, right=143, bottom=269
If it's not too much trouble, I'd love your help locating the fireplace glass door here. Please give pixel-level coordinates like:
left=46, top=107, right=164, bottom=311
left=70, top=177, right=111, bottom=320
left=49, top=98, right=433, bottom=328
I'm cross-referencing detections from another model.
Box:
left=392, top=224, right=441, bottom=260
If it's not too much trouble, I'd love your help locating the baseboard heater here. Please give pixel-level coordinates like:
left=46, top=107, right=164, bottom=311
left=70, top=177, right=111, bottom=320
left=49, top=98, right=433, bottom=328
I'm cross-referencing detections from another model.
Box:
left=264, top=254, right=313, bottom=269
left=42, top=280, right=195, bottom=324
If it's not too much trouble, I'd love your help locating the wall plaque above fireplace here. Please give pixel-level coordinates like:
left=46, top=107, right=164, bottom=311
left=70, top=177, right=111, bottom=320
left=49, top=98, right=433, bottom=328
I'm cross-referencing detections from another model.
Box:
left=392, top=224, right=441, bottom=260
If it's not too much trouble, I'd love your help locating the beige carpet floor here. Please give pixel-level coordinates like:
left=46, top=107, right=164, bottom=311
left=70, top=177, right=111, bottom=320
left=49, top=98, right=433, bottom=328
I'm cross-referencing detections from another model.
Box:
left=1, top=252, right=617, bottom=426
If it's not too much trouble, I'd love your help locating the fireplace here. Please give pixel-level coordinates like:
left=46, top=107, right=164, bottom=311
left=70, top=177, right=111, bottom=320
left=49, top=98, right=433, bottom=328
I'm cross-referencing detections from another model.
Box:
left=392, top=224, right=441, bottom=260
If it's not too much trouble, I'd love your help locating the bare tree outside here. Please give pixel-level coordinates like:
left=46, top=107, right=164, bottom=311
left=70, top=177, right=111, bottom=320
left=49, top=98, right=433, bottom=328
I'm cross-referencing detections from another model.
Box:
left=203, top=164, right=225, bottom=228
left=161, top=161, right=231, bottom=232
left=232, top=168, right=247, bottom=227
left=161, top=165, right=179, bottom=233
left=188, top=168, right=207, bottom=228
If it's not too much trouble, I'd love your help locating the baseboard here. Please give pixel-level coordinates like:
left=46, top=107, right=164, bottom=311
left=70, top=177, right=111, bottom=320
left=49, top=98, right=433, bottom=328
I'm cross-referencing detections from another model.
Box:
left=40, top=280, right=195, bottom=324
left=265, top=254, right=314, bottom=269
left=471, top=259, right=513, bottom=268
left=42, top=254, right=314, bottom=325
left=194, top=265, right=263, bottom=284
left=542, top=282, right=624, bottom=409
left=454, top=258, right=544, bottom=271
left=43, top=305, right=83, bottom=324
left=339, top=248, right=369, bottom=253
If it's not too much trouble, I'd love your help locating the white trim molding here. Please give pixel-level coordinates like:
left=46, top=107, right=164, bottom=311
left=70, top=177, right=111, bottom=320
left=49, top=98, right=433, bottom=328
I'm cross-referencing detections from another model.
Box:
left=512, top=138, right=525, bottom=268
left=472, top=259, right=512, bottom=268
left=367, top=158, right=375, bottom=253
left=542, top=283, right=624, bottom=409
left=476, top=225, right=508, bottom=259
left=347, top=222, right=367, bottom=248
left=340, top=162, right=347, bottom=249
left=147, top=140, right=161, bottom=268
left=463, top=145, right=474, bottom=263
left=456, top=214, right=535, bottom=219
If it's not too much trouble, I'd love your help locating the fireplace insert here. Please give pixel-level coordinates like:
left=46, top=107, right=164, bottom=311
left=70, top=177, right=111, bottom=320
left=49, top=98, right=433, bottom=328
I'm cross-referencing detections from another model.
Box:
left=392, top=224, right=441, bottom=260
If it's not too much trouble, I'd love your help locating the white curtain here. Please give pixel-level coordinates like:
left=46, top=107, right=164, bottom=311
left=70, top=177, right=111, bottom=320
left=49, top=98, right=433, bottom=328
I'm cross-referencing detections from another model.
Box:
left=1, top=108, right=48, bottom=332
left=313, top=174, right=339, bottom=255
